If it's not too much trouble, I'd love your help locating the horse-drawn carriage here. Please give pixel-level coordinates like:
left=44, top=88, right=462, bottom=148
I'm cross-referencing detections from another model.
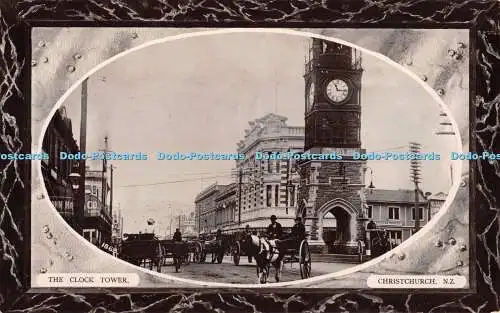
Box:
left=231, top=232, right=252, bottom=266
left=231, top=231, right=312, bottom=283
left=118, top=233, right=164, bottom=272
left=159, top=239, right=190, bottom=272
left=197, top=233, right=230, bottom=264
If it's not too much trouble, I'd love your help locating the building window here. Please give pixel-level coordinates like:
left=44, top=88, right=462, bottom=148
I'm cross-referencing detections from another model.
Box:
left=388, top=230, right=402, bottom=246
left=276, top=160, right=280, bottom=173
left=266, top=185, right=272, bottom=207
left=267, top=155, right=272, bottom=173
left=412, top=207, right=424, bottom=220
left=388, top=207, right=399, bottom=220
left=274, top=185, right=279, bottom=207
left=367, top=205, right=372, bottom=219
left=290, top=185, right=295, bottom=207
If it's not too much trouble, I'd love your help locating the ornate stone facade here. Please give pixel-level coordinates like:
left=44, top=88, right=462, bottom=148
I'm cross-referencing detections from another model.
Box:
left=235, top=113, right=304, bottom=231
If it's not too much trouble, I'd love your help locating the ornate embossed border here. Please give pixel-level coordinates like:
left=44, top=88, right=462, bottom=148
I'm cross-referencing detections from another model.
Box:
left=1, top=1, right=499, bottom=312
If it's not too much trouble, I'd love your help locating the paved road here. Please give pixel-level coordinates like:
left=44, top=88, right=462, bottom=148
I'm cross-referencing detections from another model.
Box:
left=159, top=255, right=355, bottom=284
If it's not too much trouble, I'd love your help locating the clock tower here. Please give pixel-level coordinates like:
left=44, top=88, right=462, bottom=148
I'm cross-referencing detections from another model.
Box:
left=299, top=38, right=368, bottom=254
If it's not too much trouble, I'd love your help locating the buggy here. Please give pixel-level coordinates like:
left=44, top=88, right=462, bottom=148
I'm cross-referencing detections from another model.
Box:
left=118, top=233, right=164, bottom=272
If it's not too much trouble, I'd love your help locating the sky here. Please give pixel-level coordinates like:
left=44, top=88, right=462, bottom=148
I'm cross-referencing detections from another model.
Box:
left=56, top=31, right=459, bottom=233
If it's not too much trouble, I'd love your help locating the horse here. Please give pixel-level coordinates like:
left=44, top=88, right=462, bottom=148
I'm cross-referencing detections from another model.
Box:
left=370, top=230, right=392, bottom=257
left=210, top=237, right=224, bottom=263
left=247, top=234, right=286, bottom=284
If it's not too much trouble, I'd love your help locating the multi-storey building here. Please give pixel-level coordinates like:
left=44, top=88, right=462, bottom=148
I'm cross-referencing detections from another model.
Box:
left=194, top=114, right=305, bottom=235
left=365, top=189, right=430, bottom=246
left=82, top=168, right=112, bottom=246
left=41, top=106, right=82, bottom=232
left=235, top=113, right=304, bottom=232
left=215, top=183, right=238, bottom=230
left=195, top=183, right=226, bottom=234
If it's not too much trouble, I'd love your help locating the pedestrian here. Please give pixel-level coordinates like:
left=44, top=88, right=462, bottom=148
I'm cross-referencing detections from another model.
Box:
left=244, top=224, right=253, bottom=263
left=266, top=215, right=283, bottom=239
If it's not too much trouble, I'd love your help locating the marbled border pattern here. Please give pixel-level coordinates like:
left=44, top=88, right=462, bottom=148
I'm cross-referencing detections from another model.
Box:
left=1, top=1, right=499, bottom=312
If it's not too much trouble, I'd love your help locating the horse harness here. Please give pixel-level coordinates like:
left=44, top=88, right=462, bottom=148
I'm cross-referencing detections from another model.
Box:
left=259, top=237, right=279, bottom=263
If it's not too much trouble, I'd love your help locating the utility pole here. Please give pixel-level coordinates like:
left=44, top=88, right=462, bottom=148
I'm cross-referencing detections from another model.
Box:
left=285, top=149, right=291, bottom=215
left=110, top=164, right=114, bottom=219
left=77, top=77, right=88, bottom=235
left=409, top=142, right=422, bottom=233
left=101, top=136, right=109, bottom=216
left=238, top=168, right=243, bottom=225
left=178, top=214, right=181, bottom=229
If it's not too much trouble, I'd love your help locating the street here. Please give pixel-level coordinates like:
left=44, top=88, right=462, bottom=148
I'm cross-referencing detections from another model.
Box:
left=158, top=255, right=355, bottom=284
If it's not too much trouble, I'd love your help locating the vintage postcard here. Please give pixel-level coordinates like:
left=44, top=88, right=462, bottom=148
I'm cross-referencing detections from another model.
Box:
left=2, top=1, right=499, bottom=312
left=30, top=28, right=470, bottom=290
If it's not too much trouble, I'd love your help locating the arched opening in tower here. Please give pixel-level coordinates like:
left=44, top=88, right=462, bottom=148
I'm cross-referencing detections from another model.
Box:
left=322, top=206, right=351, bottom=253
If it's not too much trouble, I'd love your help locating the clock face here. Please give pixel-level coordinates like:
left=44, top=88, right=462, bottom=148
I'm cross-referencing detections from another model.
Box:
left=326, top=79, right=350, bottom=103
left=307, top=82, right=315, bottom=110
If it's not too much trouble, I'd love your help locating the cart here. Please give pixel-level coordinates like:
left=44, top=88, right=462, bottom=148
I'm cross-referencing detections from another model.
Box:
left=233, top=234, right=312, bottom=279
left=198, top=233, right=230, bottom=264
left=118, top=233, right=164, bottom=272
left=160, top=239, right=190, bottom=272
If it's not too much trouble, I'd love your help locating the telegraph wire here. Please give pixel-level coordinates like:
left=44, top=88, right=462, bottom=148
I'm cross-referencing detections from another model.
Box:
left=370, top=145, right=409, bottom=153
left=115, top=145, right=416, bottom=188
left=117, top=173, right=238, bottom=188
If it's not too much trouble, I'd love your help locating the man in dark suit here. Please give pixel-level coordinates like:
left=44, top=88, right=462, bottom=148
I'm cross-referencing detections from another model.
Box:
left=173, top=228, right=182, bottom=242
left=278, top=217, right=306, bottom=250
left=290, top=217, right=306, bottom=241
left=266, top=215, right=283, bottom=239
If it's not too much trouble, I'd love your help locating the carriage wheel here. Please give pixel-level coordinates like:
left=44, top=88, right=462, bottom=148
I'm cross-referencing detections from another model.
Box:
left=299, top=240, right=311, bottom=279
left=233, top=242, right=241, bottom=266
